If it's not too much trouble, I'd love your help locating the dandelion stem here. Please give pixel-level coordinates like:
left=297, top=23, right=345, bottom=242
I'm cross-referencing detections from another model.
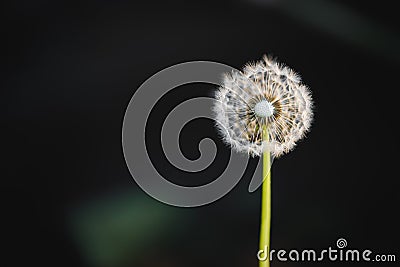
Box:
left=259, top=124, right=271, bottom=267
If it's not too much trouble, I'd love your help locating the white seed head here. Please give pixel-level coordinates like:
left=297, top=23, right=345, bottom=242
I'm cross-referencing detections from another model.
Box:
left=254, top=100, right=274, bottom=118
left=213, top=55, right=314, bottom=158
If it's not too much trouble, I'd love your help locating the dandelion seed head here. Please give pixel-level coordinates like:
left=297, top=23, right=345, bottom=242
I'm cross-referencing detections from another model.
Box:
left=214, top=55, right=313, bottom=157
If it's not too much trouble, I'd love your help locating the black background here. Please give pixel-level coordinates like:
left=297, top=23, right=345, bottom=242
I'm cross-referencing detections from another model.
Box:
left=3, top=0, right=399, bottom=266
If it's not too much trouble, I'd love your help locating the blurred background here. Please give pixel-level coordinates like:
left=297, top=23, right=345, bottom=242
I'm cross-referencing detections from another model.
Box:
left=2, top=0, right=399, bottom=266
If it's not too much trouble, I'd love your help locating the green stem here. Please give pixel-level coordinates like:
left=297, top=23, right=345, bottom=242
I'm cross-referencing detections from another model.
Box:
left=259, top=125, right=271, bottom=267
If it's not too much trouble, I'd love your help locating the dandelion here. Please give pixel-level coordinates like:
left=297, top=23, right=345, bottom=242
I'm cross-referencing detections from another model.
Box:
left=214, top=55, right=313, bottom=158
left=214, top=55, right=313, bottom=267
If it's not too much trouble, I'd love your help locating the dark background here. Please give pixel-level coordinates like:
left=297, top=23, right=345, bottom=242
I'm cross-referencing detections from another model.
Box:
left=2, top=0, right=399, bottom=266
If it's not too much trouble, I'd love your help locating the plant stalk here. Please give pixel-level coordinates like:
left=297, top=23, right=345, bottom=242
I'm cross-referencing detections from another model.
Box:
left=259, top=124, right=271, bottom=267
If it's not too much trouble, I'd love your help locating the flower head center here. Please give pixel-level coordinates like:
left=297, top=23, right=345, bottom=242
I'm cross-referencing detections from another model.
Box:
left=254, top=100, right=274, bottom=118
